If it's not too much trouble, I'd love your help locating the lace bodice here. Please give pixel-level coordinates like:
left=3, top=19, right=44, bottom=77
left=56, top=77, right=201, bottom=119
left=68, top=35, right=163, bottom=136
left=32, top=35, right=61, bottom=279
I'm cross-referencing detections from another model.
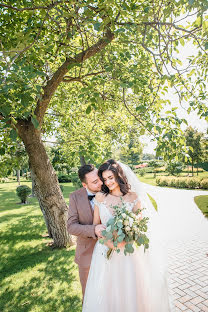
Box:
left=94, top=192, right=139, bottom=226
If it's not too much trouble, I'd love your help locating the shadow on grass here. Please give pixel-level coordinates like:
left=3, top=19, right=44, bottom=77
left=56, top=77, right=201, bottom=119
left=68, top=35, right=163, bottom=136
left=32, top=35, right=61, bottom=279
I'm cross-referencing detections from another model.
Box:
left=0, top=248, right=81, bottom=312
left=0, top=182, right=82, bottom=312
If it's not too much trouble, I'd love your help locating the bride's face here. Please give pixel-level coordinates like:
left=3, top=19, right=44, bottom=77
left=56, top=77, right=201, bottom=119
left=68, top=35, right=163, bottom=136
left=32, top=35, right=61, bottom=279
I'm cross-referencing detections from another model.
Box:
left=102, top=170, right=119, bottom=192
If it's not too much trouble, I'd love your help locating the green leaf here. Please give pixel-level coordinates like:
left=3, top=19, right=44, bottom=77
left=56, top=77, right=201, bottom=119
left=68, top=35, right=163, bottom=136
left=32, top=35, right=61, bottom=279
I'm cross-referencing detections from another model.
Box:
left=106, top=232, right=113, bottom=240
left=125, top=243, right=134, bottom=253
left=94, top=22, right=101, bottom=31
left=205, top=42, right=208, bottom=50
left=108, top=218, right=115, bottom=225
left=106, top=225, right=112, bottom=232
left=115, top=28, right=125, bottom=33
left=102, top=230, right=107, bottom=236
left=140, top=128, right=145, bottom=135
left=0, top=105, right=11, bottom=117
left=0, top=148, right=5, bottom=155
left=117, top=236, right=123, bottom=243
left=188, top=0, right=194, bottom=5
left=31, top=116, right=39, bottom=129
left=9, top=129, right=17, bottom=141
left=144, top=6, right=150, bottom=13
left=86, top=106, right=92, bottom=114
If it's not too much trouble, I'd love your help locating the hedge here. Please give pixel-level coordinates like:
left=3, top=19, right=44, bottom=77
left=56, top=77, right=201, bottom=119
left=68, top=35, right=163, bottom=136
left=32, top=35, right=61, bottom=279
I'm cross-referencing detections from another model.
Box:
left=156, top=177, right=208, bottom=189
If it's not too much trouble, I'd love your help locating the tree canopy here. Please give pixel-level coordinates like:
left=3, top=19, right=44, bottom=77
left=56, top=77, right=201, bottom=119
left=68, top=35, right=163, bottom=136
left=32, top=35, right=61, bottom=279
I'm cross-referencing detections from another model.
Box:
left=0, top=0, right=207, bottom=158
left=0, top=0, right=207, bottom=247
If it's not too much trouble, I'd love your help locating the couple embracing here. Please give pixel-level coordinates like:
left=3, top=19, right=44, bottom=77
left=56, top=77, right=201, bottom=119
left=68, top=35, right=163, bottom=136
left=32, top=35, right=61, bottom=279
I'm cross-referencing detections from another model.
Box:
left=67, top=159, right=173, bottom=312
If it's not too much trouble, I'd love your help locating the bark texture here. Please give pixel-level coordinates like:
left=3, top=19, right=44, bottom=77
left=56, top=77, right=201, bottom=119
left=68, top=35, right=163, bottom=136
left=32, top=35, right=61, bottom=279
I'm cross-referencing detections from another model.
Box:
left=17, top=120, right=72, bottom=247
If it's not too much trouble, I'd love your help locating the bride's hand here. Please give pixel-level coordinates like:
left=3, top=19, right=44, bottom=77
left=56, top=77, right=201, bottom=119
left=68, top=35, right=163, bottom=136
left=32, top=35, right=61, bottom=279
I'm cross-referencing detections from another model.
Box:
left=117, top=241, right=126, bottom=249
left=105, top=240, right=115, bottom=249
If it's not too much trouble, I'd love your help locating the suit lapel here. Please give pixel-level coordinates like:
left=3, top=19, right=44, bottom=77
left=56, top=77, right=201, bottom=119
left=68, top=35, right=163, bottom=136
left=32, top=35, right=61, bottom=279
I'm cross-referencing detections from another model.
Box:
left=79, top=188, right=93, bottom=220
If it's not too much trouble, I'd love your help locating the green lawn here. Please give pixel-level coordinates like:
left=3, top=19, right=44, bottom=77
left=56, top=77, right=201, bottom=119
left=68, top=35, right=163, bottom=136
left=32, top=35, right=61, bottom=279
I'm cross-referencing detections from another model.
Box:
left=0, top=181, right=82, bottom=312
left=194, top=195, right=208, bottom=219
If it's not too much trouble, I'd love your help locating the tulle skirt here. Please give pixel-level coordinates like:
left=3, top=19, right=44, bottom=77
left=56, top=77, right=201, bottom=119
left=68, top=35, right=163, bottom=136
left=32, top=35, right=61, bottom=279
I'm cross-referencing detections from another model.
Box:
left=82, top=241, right=173, bottom=312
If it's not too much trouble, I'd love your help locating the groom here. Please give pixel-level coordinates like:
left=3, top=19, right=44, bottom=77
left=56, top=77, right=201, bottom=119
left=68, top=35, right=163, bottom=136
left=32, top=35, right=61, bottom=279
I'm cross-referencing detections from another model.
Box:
left=67, top=164, right=105, bottom=298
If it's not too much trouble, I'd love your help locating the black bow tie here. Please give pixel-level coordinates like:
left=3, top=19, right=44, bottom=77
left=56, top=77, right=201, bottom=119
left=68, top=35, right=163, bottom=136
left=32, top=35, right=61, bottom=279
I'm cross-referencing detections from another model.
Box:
left=88, top=195, right=95, bottom=201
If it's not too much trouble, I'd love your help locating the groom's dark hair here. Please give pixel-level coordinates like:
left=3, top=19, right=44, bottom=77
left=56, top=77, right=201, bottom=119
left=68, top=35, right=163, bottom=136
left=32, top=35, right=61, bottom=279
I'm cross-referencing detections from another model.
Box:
left=78, top=164, right=95, bottom=182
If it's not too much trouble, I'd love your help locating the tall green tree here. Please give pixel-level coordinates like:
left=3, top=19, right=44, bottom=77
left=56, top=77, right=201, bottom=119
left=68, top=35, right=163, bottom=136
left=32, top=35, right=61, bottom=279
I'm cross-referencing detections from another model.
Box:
left=0, top=1, right=207, bottom=247
left=185, top=126, right=204, bottom=176
left=117, top=129, right=143, bottom=166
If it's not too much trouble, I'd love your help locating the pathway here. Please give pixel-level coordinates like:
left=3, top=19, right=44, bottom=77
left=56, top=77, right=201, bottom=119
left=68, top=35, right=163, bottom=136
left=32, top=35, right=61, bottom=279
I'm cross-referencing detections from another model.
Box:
left=143, top=184, right=208, bottom=312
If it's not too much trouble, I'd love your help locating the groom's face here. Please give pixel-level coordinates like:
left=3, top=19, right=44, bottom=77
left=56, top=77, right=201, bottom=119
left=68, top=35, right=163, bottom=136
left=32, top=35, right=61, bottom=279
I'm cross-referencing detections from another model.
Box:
left=82, top=169, right=102, bottom=193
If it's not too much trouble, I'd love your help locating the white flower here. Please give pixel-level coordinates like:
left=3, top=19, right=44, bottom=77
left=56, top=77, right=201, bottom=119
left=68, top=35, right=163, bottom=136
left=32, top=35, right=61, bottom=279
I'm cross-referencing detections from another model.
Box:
left=124, top=220, right=129, bottom=226
left=128, top=217, right=134, bottom=227
left=125, top=226, right=131, bottom=232
left=122, top=213, right=127, bottom=218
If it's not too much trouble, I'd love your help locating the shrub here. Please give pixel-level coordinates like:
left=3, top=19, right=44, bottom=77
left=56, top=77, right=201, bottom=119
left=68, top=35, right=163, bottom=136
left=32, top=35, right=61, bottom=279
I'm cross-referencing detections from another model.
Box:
left=138, top=169, right=146, bottom=177
left=58, top=174, right=71, bottom=183
left=177, top=178, right=187, bottom=188
left=168, top=178, right=177, bottom=188
left=186, top=178, right=200, bottom=189
left=200, top=179, right=208, bottom=189
left=16, top=185, right=31, bottom=203
left=156, top=177, right=168, bottom=186
left=69, top=171, right=82, bottom=188
left=156, top=176, right=205, bottom=189
left=183, top=167, right=204, bottom=173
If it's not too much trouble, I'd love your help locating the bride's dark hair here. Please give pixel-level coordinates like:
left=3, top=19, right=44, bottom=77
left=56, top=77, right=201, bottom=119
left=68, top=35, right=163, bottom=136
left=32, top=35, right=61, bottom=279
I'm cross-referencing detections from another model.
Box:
left=98, top=159, right=130, bottom=195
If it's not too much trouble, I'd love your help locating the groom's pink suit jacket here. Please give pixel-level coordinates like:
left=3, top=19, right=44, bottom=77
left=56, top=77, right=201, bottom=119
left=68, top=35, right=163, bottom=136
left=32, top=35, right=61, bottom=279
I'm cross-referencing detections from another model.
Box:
left=67, top=187, right=97, bottom=273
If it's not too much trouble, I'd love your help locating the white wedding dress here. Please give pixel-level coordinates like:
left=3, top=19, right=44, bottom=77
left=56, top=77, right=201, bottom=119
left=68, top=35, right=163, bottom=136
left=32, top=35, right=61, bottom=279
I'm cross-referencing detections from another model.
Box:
left=82, top=193, right=173, bottom=312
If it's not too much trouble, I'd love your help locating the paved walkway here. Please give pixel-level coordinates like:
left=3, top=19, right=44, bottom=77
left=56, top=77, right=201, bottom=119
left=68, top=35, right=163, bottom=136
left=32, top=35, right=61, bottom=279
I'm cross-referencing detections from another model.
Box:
left=143, top=184, right=208, bottom=312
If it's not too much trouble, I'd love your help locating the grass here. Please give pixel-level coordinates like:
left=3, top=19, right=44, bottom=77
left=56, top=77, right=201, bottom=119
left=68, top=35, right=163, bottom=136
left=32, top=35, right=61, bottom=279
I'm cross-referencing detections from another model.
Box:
left=138, top=171, right=208, bottom=187
left=0, top=180, right=82, bottom=312
left=194, top=195, right=208, bottom=219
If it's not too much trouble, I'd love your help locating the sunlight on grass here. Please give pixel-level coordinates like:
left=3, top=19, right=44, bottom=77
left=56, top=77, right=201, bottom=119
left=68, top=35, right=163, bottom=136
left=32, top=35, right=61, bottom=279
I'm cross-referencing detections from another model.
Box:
left=194, top=195, right=208, bottom=219
left=0, top=181, right=81, bottom=312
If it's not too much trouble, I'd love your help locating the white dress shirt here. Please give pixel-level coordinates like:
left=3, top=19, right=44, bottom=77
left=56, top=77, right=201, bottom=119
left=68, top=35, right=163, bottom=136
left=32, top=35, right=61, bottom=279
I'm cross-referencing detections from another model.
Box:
left=86, top=188, right=96, bottom=210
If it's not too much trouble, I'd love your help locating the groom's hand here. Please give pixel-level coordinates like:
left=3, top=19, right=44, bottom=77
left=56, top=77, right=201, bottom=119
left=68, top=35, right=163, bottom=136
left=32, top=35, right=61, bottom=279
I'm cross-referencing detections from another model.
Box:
left=95, top=224, right=106, bottom=238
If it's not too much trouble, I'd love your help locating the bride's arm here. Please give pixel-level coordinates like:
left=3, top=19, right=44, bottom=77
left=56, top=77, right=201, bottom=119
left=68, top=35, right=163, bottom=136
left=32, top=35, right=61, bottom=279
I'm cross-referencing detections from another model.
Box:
left=93, top=204, right=101, bottom=225
left=93, top=204, right=107, bottom=238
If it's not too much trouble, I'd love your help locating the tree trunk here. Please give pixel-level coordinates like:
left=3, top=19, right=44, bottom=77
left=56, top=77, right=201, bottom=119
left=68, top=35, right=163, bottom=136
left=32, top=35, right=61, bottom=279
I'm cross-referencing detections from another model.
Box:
left=17, top=120, right=73, bottom=248
left=192, top=159, right=194, bottom=176
left=16, top=169, right=20, bottom=185
left=80, top=155, right=86, bottom=166
left=30, top=169, right=36, bottom=197
left=30, top=168, right=52, bottom=238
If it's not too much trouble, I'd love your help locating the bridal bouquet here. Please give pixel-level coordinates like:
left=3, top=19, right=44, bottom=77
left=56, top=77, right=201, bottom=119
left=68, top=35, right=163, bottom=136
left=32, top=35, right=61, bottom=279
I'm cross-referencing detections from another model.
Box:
left=99, top=200, right=149, bottom=259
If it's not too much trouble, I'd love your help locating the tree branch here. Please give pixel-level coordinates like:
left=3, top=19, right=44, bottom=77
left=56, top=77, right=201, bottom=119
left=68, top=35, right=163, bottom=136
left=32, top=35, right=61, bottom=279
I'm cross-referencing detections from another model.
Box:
left=34, top=29, right=114, bottom=124
left=0, top=1, right=63, bottom=11
left=122, top=89, right=155, bottom=137
left=63, top=70, right=105, bottom=81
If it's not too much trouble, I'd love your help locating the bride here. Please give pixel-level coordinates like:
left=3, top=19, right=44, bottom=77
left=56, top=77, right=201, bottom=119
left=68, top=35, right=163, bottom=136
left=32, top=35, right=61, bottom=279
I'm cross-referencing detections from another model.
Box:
left=82, top=159, right=174, bottom=312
